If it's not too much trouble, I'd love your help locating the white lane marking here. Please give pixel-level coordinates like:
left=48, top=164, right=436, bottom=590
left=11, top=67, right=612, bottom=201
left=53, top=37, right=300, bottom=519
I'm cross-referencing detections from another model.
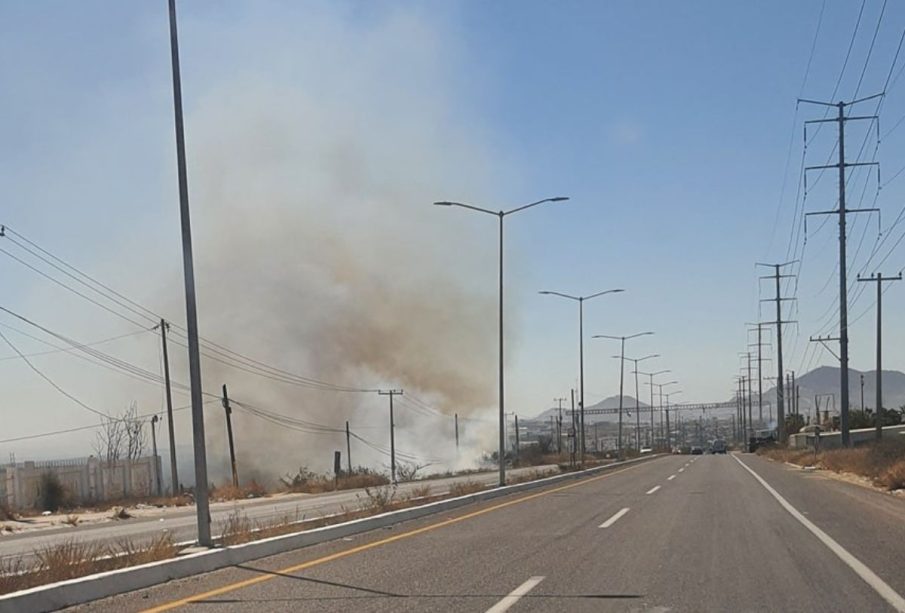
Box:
left=667, top=474, right=676, bottom=480
left=733, top=455, right=905, bottom=612
left=646, top=485, right=661, bottom=495
left=599, top=507, right=630, bottom=528
left=485, top=576, right=545, bottom=613
left=678, top=468, right=685, bottom=473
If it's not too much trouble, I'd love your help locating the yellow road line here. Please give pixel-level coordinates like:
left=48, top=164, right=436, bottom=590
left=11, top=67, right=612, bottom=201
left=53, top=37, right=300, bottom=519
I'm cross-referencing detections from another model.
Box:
left=143, top=461, right=651, bottom=612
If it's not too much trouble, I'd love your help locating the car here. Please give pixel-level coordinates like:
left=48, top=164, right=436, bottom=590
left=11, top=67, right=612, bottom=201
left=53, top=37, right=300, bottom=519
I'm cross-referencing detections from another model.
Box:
left=711, top=439, right=727, bottom=454
left=690, top=446, right=703, bottom=455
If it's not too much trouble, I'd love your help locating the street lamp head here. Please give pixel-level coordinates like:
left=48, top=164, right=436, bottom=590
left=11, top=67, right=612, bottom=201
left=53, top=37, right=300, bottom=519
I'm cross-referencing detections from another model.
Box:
left=433, top=201, right=454, bottom=206
left=549, top=196, right=570, bottom=202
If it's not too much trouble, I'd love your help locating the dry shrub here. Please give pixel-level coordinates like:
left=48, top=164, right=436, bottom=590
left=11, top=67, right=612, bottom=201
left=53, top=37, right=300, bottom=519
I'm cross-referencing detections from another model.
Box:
left=281, top=466, right=389, bottom=494
left=1, top=534, right=177, bottom=596
left=356, top=485, right=397, bottom=512
left=449, top=480, right=485, bottom=496
left=63, top=514, right=79, bottom=526
left=878, top=460, right=905, bottom=490
left=764, top=437, right=905, bottom=490
left=218, top=510, right=254, bottom=546
left=406, top=484, right=432, bottom=500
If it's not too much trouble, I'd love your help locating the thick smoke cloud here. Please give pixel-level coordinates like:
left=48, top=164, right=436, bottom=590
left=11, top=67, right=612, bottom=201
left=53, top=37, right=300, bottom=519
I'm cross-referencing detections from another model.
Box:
left=165, top=4, right=503, bottom=482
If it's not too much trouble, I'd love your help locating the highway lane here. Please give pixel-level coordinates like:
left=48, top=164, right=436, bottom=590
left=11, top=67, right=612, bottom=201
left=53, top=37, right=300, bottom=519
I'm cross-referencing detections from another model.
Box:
left=66, top=453, right=905, bottom=612
left=0, top=464, right=558, bottom=563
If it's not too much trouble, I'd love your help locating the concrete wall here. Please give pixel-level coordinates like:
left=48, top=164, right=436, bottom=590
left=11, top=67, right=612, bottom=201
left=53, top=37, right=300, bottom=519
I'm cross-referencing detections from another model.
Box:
left=788, top=424, right=905, bottom=450
left=0, top=455, right=161, bottom=510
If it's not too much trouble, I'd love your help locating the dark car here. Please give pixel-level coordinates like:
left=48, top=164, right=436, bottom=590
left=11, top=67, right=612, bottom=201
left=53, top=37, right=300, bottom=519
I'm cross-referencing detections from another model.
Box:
left=711, top=439, right=727, bottom=454
left=690, top=446, right=704, bottom=455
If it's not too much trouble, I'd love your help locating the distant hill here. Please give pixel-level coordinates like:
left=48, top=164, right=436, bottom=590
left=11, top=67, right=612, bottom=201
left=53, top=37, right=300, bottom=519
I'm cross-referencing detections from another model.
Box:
left=757, top=365, right=905, bottom=416
left=533, top=395, right=649, bottom=423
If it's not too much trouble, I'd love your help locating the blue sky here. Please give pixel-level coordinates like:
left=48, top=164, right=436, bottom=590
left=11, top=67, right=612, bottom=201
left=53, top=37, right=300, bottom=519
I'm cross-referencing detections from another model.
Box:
left=3, top=1, right=905, bottom=466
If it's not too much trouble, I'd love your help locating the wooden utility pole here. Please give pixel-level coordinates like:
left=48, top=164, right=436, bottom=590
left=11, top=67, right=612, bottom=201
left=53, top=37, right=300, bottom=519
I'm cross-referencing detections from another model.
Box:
left=157, top=319, right=178, bottom=494
left=378, top=390, right=403, bottom=483
left=221, top=384, right=238, bottom=489
left=345, top=421, right=352, bottom=474
left=150, top=415, right=162, bottom=496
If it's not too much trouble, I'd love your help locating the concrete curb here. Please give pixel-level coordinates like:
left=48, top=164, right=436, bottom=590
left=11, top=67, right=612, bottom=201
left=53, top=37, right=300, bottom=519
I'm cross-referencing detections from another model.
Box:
left=0, top=454, right=660, bottom=612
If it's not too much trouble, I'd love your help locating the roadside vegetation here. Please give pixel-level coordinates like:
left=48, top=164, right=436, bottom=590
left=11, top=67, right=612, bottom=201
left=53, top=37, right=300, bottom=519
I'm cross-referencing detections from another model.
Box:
left=758, top=437, right=905, bottom=491
left=0, top=534, right=177, bottom=596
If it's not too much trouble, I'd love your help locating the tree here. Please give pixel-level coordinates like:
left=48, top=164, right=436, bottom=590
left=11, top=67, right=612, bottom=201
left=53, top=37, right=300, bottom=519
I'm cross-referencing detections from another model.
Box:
left=92, top=402, right=147, bottom=498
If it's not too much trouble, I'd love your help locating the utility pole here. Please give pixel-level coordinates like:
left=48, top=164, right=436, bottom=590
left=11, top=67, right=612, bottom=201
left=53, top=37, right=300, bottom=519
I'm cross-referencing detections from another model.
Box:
left=747, top=323, right=771, bottom=426
left=454, top=413, right=459, bottom=450
left=150, top=415, right=162, bottom=496
left=740, top=352, right=753, bottom=440
left=857, top=272, right=902, bottom=440
left=378, top=390, right=403, bottom=483
left=514, top=414, right=520, bottom=460
left=801, top=94, right=882, bottom=447
left=221, top=384, right=238, bottom=489
left=554, top=397, right=566, bottom=454
left=156, top=319, right=179, bottom=495
left=168, top=0, right=211, bottom=545
left=757, top=261, right=797, bottom=443
left=345, top=421, right=352, bottom=474
left=570, top=388, right=577, bottom=466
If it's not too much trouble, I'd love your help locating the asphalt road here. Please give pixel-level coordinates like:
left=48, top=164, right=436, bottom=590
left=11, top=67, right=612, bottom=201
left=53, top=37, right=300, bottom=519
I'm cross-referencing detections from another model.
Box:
left=66, top=453, right=905, bottom=612
left=0, top=464, right=557, bottom=564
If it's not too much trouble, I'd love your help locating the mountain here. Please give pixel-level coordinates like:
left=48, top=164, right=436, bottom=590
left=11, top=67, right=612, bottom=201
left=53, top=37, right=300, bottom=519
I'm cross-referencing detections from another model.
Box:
left=758, top=365, right=905, bottom=417
left=532, top=395, right=649, bottom=423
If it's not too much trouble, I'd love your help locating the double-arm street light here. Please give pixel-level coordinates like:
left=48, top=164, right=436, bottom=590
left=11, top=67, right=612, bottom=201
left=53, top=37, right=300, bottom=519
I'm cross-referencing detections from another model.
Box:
left=636, top=369, right=670, bottom=447
left=434, top=196, right=569, bottom=486
left=664, top=390, right=683, bottom=447
left=613, top=354, right=659, bottom=450
left=539, top=288, right=624, bottom=461
left=593, top=332, right=654, bottom=457
left=646, top=379, right=678, bottom=447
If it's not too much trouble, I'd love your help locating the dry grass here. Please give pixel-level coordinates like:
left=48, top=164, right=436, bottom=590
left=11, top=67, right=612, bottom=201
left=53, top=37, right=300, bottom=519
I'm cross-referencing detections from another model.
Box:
left=759, top=438, right=905, bottom=490
left=281, top=469, right=390, bottom=495
left=0, top=534, right=177, bottom=596
left=62, top=514, right=79, bottom=527
left=405, top=484, right=432, bottom=500
left=210, top=480, right=268, bottom=502
left=448, top=480, right=486, bottom=496
left=507, top=468, right=557, bottom=485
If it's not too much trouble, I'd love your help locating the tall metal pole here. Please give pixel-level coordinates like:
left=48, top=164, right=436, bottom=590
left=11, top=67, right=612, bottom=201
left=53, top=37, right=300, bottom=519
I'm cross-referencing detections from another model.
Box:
left=167, top=0, right=210, bottom=546
left=617, top=337, right=625, bottom=459
left=634, top=361, right=641, bottom=450
left=775, top=265, right=785, bottom=442
left=649, top=375, right=655, bottom=447
left=159, top=319, right=178, bottom=494
left=757, top=325, right=764, bottom=425
left=836, top=101, right=852, bottom=447
left=579, top=298, right=586, bottom=462
left=857, top=272, right=902, bottom=441
left=498, top=213, right=505, bottom=484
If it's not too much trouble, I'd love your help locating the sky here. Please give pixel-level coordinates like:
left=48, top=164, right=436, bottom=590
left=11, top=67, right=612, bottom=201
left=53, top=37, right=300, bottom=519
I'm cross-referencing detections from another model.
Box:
left=3, top=1, right=905, bottom=474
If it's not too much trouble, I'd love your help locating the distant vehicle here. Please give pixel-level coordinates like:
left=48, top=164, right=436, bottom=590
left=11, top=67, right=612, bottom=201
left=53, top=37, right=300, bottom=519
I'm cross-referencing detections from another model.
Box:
left=710, top=439, right=727, bottom=454
left=640, top=447, right=653, bottom=454
left=691, top=446, right=704, bottom=455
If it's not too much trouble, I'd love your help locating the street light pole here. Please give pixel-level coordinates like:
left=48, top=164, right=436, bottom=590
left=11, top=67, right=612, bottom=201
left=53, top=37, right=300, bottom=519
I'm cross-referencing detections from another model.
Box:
left=167, top=0, right=211, bottom=547
left=435, top=196, right=569, bottom=486
left=593, top=332, right=654, bottom=459
left=617, top=355, right=659, bottom=450
left=640, top=369, right=670, bottom=448
left=539, top=288, right=624, bottom=464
